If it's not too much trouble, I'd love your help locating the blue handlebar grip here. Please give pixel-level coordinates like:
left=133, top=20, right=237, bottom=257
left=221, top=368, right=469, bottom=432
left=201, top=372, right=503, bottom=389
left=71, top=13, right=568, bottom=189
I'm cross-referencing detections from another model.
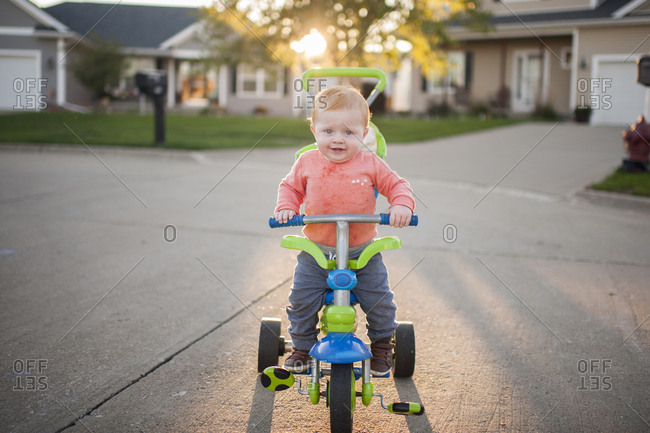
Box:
left=379, top=213, right=418, bottom=226
left=269, top=214, right=305, bottom=228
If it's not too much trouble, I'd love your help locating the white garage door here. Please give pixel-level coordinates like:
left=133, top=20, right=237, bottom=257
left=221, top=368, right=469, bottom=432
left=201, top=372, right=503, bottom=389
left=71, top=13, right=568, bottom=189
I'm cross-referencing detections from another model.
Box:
left=591, top=57, right=647, bottom=126
left=0, top=51, right=41, bottom=110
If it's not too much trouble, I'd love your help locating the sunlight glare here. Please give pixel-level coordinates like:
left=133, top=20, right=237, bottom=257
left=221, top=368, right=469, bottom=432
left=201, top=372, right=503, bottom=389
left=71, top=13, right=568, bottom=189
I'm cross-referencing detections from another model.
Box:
left=291, top=29, right=327, bottom=58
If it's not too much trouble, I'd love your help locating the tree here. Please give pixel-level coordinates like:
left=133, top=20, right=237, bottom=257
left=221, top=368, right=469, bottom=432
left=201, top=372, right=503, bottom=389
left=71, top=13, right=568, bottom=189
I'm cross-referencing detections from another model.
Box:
left=67, top=34, right=126, bottom=102
left=201, top=0, right=490, bottom=75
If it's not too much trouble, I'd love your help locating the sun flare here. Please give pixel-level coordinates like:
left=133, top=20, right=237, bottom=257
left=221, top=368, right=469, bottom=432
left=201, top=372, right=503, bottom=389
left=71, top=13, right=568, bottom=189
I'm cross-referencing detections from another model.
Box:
left=291, top=29, right=327, bottom=58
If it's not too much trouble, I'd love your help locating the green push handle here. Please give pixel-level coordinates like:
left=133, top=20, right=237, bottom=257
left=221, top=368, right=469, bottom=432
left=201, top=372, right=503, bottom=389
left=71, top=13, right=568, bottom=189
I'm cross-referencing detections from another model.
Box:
left=388, top=402, right=425, bottom=416
left=301, top=67, right=387, bottom=107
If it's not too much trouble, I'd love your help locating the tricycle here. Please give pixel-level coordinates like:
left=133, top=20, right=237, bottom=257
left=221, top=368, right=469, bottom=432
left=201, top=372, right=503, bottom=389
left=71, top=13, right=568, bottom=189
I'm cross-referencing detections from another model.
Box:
left=259, top=213, right=424, bottom=432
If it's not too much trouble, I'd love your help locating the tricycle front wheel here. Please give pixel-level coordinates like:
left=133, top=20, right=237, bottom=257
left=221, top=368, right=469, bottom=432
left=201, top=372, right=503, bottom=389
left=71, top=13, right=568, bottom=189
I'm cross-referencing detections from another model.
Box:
left=328, top=363, right=355, bottom=432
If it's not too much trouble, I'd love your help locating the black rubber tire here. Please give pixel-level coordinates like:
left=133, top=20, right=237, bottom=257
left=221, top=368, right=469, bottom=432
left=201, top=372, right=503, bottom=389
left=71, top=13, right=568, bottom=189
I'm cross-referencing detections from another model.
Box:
left=393, top=321, right=415, bottom=377
left=257, top=318, right=282, bottom=373
left=329, top=363, right=354, bottom=433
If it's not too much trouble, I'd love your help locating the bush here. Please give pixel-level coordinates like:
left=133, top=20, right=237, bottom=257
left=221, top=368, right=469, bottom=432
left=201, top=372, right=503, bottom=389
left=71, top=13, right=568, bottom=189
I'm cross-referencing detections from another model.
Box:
left=574, top=106, right=592, bottom=123
left=469, top=102, right=491, bottom=118
left=533, top=104, right=559, bottom=121
left=427, top=100, right=454, bottom=117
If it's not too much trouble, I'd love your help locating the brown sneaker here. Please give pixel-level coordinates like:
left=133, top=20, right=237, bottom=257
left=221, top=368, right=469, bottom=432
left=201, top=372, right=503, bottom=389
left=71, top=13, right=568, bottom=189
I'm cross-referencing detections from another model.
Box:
left=283, top=348, right=311, bottom=373
left=370, top=341, right=394, bottom=376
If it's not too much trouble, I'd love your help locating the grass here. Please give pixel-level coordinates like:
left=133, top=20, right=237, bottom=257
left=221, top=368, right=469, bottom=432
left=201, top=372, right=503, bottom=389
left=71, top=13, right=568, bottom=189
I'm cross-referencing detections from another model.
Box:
left=0, top=111, right=520, bottom=150
left=591, top=168, right=650, bottom=198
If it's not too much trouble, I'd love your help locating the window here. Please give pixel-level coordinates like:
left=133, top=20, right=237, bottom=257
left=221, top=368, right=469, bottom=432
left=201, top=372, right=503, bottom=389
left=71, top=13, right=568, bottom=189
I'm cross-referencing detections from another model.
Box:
left=237, top=64, right=284, bottom=98
left=424, top=52, right=466, bottom=94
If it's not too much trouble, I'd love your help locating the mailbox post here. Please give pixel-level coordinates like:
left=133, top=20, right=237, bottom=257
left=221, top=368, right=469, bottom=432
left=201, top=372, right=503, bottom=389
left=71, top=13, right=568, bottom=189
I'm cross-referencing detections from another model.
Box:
left=135, top=71, right=167, bottom=146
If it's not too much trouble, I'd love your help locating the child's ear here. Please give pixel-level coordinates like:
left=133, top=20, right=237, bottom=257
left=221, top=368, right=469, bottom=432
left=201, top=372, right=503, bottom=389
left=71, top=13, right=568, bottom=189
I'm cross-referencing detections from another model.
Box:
left=310, top=124, right=315, bottom=135
left=363, top=127, right=369, bottom=138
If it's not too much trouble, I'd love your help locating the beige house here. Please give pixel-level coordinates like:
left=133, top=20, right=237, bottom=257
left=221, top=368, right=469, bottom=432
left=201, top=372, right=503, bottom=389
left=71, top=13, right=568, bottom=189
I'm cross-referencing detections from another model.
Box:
left=403, top=0, right=650, bottom=125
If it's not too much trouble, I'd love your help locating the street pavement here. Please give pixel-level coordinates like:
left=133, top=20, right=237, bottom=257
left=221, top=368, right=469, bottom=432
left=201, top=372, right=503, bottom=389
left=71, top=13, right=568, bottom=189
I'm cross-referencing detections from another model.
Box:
left=1, top=122, right=649, bottom=432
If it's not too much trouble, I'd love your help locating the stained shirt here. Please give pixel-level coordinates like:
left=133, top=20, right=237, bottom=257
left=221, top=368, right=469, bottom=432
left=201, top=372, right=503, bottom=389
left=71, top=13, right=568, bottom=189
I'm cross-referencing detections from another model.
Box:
left=275, top=149, right=415, bottom=247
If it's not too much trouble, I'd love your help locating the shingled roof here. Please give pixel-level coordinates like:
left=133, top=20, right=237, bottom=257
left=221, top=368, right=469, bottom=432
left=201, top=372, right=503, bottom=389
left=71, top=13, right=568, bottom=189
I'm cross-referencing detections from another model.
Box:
left=488, top=0, right=642, bottom=25
left=45, top=2, right=199, bottom=49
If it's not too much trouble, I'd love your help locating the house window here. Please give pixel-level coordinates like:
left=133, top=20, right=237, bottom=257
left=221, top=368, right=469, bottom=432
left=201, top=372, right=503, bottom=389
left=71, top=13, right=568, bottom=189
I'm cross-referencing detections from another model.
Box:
left=424, top=51, right=466, bottom=95
left=237, top=64, right=284, bottom=98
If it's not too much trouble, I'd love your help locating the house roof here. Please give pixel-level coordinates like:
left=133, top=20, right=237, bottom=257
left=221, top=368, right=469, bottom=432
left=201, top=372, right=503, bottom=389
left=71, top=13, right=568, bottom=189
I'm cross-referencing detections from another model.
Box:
left=488, top=0, right=647, bottom=26
left=44, top=2, right=199, bottom=49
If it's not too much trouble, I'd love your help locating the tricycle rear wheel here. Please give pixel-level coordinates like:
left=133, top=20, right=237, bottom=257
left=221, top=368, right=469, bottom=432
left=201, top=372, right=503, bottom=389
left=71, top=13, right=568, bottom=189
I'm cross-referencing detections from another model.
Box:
left=393, top=321, right=415, bottom=377
left=257, top=318, right=283, bottom=373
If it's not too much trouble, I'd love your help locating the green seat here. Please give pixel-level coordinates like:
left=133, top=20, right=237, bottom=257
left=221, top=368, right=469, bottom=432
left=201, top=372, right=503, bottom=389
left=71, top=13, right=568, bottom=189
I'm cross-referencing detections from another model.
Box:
left=280, top=235, right=402, bottom=270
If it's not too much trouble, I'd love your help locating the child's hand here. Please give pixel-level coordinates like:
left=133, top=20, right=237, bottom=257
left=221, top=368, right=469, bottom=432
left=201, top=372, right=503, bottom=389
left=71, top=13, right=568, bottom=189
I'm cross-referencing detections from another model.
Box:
left=389, top=205, right=413, bottom=228
left=275, top=209, right=296, bottom=224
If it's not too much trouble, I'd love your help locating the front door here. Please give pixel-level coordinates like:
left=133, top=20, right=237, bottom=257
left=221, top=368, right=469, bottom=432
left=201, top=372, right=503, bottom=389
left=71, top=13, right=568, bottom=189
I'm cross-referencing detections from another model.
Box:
left=512, top=50, right=543, bottom=113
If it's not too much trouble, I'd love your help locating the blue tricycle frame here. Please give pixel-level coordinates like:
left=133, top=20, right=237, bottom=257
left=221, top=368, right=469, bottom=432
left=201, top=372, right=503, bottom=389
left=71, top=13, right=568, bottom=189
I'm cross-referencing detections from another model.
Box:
left=259, top=213, right=424, bottom=433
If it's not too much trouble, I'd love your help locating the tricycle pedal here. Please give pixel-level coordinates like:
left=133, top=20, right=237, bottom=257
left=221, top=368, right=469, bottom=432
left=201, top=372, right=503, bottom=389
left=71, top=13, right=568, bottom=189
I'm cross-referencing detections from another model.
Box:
left=388, top=402, right=425, bottom=416
left=259, top=366, right=295, bottom=392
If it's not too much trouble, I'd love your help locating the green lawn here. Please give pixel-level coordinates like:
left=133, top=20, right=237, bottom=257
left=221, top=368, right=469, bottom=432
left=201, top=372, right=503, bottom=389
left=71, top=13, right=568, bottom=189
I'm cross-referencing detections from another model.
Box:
left=591, top=168, right=650, bottom=198
left=0, top=111, right=519, bottom=150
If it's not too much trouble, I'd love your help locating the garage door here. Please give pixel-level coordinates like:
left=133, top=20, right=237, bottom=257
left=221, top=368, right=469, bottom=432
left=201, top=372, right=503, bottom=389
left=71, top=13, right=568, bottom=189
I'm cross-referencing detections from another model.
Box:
left=591, top=58, right=647, bottom=126
left=0, top=51, right=40, bottom=110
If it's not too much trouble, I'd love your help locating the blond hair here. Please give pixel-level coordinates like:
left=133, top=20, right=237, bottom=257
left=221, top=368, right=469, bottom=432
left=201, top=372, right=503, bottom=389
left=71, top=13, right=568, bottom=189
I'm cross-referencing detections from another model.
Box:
left=310, top=86, right=370, bottom=126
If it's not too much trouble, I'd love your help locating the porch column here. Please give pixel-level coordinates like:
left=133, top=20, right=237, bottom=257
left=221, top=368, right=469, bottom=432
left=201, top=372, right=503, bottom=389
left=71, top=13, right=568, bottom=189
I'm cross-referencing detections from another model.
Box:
left=56, top=37, right=66, bottom=106
left=218, top=64, right=228, bottom=108
left=166, top=58, right=175, bottom=109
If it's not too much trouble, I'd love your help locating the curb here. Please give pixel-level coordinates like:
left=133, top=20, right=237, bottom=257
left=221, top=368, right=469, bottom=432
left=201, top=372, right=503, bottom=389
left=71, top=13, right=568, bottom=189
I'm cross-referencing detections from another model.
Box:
left=0, top=142, right=195, bottom=161
left=575, top=189, right=650, bottom=213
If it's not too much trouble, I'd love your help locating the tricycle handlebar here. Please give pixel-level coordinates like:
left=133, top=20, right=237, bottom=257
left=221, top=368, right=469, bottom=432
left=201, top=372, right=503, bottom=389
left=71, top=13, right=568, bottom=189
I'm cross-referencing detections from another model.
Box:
left=268, top=214, right=418, bottom=228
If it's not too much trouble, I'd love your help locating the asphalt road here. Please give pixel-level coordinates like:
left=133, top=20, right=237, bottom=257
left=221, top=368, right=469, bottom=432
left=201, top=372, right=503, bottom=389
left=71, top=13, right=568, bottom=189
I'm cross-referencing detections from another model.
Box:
left=1, top=122, right=649, bottom=433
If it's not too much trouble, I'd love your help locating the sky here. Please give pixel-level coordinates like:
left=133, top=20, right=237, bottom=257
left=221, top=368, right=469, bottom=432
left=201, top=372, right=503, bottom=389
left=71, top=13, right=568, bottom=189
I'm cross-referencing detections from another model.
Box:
left=32, top=0, right=214, bottom=7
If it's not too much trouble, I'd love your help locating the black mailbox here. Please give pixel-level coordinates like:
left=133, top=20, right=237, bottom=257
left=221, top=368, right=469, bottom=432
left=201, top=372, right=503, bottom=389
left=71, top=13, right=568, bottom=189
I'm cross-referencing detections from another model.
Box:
left=135, top=71, right=167, bottom=96
left=135, top=71, right=167, bottom=145
left=638, top=55, right=650, bottom=86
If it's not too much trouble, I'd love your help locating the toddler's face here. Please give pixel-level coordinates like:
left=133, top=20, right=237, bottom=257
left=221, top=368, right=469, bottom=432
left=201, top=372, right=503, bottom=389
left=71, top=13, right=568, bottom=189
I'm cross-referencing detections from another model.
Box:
left=311, top=108, right=368, bottom=163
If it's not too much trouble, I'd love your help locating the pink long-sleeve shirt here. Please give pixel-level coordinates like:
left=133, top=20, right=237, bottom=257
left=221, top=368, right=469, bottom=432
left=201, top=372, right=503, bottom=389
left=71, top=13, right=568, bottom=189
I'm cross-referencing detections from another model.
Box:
left=275, top=149, right=415, bottom=247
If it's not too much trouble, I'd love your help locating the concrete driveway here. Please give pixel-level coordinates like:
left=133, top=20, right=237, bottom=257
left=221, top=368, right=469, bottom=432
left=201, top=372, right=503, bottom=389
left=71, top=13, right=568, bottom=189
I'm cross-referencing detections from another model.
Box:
left=1, top=122, right=648, bottom=432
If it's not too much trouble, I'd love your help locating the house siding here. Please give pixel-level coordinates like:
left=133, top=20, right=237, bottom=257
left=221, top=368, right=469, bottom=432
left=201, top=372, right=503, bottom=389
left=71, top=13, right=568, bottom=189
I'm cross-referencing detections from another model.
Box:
left=576, top=24, right=650, bottom=100
left=0, top=34, right=59, bottom=104
left=544, top=37, right=573, bottom=112
left=0, top=0, right=39, bottom=27
left=467, top=40, right=508, bottom=105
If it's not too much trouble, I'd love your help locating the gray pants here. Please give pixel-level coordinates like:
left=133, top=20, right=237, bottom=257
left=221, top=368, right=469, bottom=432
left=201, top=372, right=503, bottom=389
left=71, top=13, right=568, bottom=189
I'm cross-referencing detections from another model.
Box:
left=287, top=250, right=398, bottom=351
